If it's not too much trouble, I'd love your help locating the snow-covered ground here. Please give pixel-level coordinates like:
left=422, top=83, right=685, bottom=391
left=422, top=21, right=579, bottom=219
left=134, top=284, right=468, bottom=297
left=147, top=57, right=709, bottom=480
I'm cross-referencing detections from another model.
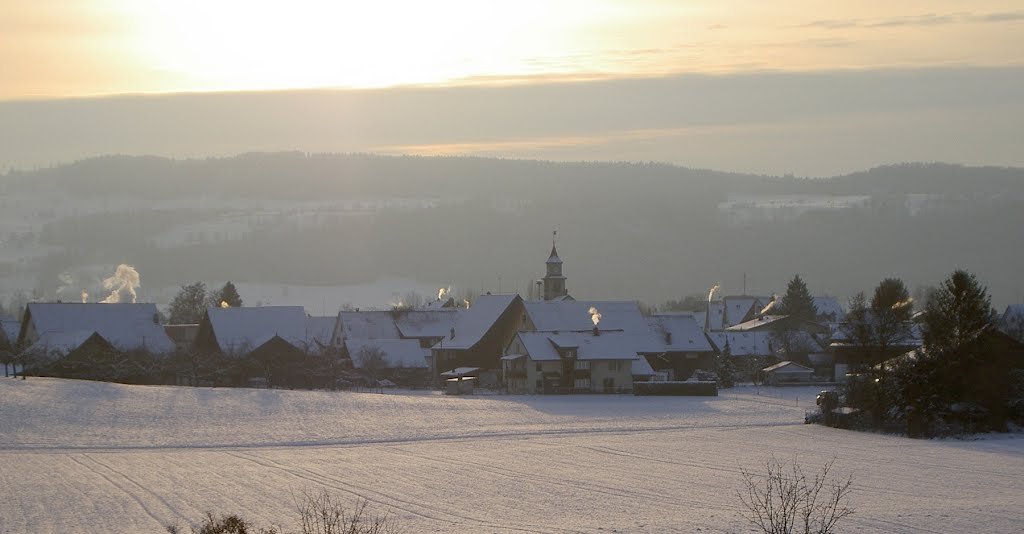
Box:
left=1, top=379, right=1021, bottom=533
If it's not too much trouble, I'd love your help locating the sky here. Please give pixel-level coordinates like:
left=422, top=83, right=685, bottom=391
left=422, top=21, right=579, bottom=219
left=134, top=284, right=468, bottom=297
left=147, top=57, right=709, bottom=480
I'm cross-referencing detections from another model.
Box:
left=2, top=1, right=1023, bottom=175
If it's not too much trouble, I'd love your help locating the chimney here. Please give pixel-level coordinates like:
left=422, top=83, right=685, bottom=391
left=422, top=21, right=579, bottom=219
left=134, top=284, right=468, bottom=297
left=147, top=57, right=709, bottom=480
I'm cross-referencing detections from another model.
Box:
left=593, top=325, right=600, bottom=336
left=450, top=327, right=455, bottom=340
left=665, top=331, right=672, bottom=345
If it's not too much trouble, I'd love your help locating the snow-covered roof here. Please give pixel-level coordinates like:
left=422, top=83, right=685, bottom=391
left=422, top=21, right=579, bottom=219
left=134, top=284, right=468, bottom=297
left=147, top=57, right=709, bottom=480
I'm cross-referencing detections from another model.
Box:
left=830, top=321, right=923, bottom=347
left=999, top=304, right=1024, bottom=339
left=647, top=314, right=715, bottom=352
left=705, top=302, right=725, bottom=331
left=394, top=309, right=463, bottom=339
left=336, top=311, right=401, bottom=341
left=206, top=306, right=310, bottom=353
left=632, top=356, right=656, bottom=376
left=436, top=294, right=520, bottom=350
left=345, top=339, right=429, bottom=369
left=440, top=367, right=480, bottom=378
left=524, top=300, right=649, bottom=334
left=813, top=296, right=845, bottom=322
left=706, top=331, right=774, bottom=357
left=762, top=360, right=814, bottom=373
left=22, top=303, right=174, bottom=355
left=725, top=315, right=790, bottom=332
left=0, top=315, right=19, bottom=345
left=27, top=330, right=101, bottom=356
left=723, top=296, right=761, bottom=327
left=305, top=316, right=338, bottom=348
left=514, top=331, right=646, bottom=362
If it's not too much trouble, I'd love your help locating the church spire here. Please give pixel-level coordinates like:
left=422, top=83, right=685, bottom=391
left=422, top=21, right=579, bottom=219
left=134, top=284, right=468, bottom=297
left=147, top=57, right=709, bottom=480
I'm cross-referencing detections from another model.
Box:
left=548, top=230, right=561, bottom=263
left=542, top=231, right=567, bottom=300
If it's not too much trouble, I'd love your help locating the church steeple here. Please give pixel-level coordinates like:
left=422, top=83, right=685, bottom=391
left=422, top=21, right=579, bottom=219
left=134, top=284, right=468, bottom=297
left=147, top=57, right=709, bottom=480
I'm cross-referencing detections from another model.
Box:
left=542, top=231, right=567, bottom=300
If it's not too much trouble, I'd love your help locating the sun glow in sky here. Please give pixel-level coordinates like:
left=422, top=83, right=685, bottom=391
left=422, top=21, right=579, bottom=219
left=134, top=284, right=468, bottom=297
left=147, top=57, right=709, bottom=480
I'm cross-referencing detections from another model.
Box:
left=3, top=0, right=1023, bottom=99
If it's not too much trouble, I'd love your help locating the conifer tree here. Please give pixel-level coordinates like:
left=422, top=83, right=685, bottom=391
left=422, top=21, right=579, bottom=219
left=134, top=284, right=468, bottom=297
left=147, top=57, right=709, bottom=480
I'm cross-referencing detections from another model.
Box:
left=779, top=274, right=817, bottom=321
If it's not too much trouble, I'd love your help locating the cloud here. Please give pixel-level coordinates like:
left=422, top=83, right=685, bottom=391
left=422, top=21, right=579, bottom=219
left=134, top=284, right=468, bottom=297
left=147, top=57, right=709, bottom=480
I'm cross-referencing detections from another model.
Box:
left=1, top=66, right=1022, bottom=176
left=800, top=11, right=1024, bottom=30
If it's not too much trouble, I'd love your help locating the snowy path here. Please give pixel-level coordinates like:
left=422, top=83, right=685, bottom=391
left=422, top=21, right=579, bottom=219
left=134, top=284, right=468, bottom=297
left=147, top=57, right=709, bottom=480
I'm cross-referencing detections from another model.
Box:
left=1, top=379, right=1021, bottom=533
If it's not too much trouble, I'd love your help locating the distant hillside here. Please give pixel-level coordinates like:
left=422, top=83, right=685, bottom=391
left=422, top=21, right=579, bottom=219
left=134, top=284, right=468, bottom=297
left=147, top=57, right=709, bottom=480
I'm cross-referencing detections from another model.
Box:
left=1, top=154, right=1022, bottom=309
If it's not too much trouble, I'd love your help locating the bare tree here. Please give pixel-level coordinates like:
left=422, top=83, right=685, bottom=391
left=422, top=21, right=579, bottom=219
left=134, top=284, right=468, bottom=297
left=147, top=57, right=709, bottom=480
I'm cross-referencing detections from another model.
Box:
left=355, top=345, right=389, bottom=391
left=738, top=457, right=853, bottom=534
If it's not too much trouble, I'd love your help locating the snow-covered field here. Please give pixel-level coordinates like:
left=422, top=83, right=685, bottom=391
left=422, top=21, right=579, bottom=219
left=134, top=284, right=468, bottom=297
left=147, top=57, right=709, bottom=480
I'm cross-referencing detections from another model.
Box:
left=1, top=379, right=1021, bottom=533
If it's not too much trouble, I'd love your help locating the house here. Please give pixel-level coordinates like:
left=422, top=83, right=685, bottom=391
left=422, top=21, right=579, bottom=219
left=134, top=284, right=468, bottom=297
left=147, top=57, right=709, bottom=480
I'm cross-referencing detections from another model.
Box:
left=431, top=293, right=526, bottom=386
left=644, top=313, right=717, bottom=380
left=194, top=306, right=329, bottom=387
left=829, top=316, right=923, bottom=382
left=998, top=304, right=1024, bottom=342
left=813, top=296, right=845, bottom=323
left=17, top=302, right=174, bottom=359
left=503, top=330, right=655, bottom=394
left=761, top=360, right=815, bottom=386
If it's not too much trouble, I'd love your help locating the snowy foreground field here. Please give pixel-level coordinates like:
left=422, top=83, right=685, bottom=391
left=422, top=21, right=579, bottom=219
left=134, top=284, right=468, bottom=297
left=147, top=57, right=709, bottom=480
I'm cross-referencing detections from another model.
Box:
left=1, top=379, right=1022, bottom=533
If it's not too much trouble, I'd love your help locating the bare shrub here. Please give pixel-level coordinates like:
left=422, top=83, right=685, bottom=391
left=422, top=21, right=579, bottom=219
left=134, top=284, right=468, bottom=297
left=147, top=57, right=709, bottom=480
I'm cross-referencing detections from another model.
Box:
left=738, top=457, right=853, bottom=534
left=295, top=489, right=400, bottom=534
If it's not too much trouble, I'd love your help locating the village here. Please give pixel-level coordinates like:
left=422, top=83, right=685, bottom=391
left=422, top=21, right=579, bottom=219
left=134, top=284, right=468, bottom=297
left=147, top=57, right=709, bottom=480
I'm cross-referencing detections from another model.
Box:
left=4, top=237, right=1023, bottom=404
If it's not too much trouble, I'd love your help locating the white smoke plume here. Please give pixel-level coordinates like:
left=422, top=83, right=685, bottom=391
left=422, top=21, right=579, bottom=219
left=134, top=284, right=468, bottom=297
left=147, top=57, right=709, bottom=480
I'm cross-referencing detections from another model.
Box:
left=220, top=300, right=230, bottom=308
left=57, top=271, right=74, bottom=298
left=438, top=286, right=452, bottom=301
left=463, top=298, right=471, bottom=309
left=707, top=284, right=721, bottom=303
left=100, top=264, right=141, bottom=304
left=81, top=290, right=89, bottom=303
left=589, top=306, right=602, bottom=326
left=759, top=294, right=778, bottom=316
left=891, top=297, right=914, bottom=311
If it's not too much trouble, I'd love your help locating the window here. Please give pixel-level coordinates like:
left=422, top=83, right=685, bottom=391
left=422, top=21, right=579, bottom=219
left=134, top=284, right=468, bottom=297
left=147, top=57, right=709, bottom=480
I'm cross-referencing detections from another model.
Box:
left=607, top=361, right=619, bottom=372
left=574, top=360, right=590, bottom=370
left=574, top=378, right=591, bottom=390
left=536, top=362, right=543, bottom=372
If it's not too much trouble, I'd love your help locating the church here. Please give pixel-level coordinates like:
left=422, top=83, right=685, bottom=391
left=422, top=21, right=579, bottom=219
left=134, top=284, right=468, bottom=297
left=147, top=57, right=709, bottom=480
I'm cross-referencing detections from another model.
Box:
left=540, top=233, right=573, bottom=301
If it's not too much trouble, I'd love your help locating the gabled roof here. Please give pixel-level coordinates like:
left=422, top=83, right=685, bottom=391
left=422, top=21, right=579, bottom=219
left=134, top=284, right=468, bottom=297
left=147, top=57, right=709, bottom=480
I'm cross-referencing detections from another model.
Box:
left=647, top=314, right=715, bottom=352
left=345, top=339, right=429, bottom=368
left=705, top=302, right=725, bottom=331
left=0, top=315, right=19, bottom=346
left=726, top=315, right=790, bottom=332
left=524, top=300, right=650, bottom=334
left=722, top=296, right=761, bottom=326
left=394, top=309, right=463, bottom=338
left=813, top=296, right=845, bottom=322
left=205, top=306, right=310, bottom=353
left=706, top=331, right=775, bottom=357
left=305, top=316, right=338, bottom=348
left=335, top=311, right=401, bottom=341
left=514, top=330, right=645, bottom=361
left=21, top=303, right=174, bottom=355
left=762, top=360, right=814, bottom=373
left=436, top=294, right=521, bottom=350
left=999, top=304, right=1024, bottom=339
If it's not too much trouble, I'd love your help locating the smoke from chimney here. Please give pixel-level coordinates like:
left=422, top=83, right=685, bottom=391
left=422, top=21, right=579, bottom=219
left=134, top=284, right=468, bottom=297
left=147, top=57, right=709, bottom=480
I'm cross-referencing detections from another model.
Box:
left=759, top=294, right=778, bottom=316
left=81, top=290, right=89, bottom=303
left=220, top=300, right=230, bottom=308
left=588, top=306, right=602, bottom=326
left=100, top=264, right=141, bottom=304
left=707, top=284, right=721, bottom=303
left=438, top=286, right=451, bottom=301
left=891, top=297, right=914, bottom=311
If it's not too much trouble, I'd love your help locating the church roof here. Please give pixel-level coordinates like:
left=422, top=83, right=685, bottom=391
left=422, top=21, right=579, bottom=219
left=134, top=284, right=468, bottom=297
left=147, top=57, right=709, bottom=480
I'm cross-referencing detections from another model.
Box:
left=547, top=243, right=562, bottom=264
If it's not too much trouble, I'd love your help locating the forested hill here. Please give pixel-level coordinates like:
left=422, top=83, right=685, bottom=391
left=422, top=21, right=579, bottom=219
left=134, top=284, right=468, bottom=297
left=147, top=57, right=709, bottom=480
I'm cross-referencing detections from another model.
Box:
left=2, top=154, right=1022, bottom=308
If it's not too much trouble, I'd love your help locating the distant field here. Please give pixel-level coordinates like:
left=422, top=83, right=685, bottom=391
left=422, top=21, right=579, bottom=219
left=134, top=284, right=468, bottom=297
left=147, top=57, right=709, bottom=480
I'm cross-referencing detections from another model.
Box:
left=1, top=378, right=1021, bottom=533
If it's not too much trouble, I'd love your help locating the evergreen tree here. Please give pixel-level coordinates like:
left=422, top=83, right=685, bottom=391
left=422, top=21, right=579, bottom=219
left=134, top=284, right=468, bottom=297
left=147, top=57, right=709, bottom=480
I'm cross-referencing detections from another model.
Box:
left=167, top=282, right=209, bottom=324
left=779, top=274, right=817, bottom=321
left=215, top=281, right=243, bottom=308
left=923, top=270, right=996, bottom=357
